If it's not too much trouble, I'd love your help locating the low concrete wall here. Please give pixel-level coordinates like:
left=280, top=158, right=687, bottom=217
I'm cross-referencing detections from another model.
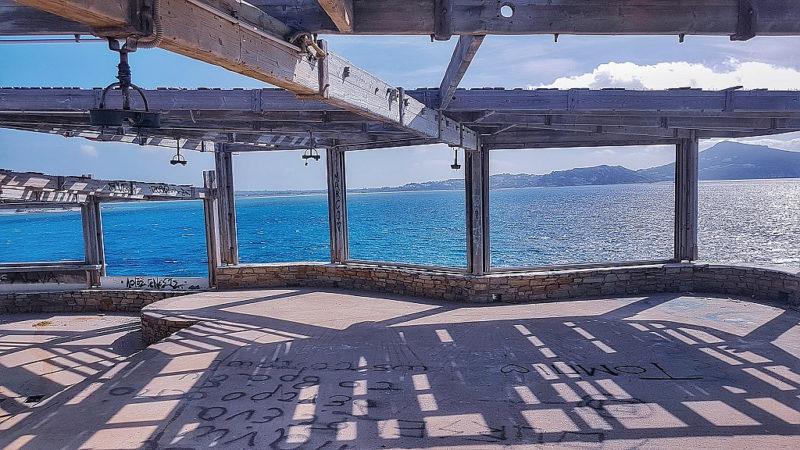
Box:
left=0, top=289, right=194, bottom=314
left=216, top=262, right=800, bottom=306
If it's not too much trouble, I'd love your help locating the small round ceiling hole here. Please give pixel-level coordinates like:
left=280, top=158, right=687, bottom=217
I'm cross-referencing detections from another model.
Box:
left=500, top=3, right=515, bottom=18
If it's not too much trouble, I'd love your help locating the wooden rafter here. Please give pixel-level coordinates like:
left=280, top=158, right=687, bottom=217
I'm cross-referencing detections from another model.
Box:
left=13, top=0, right=478, bottom=149
left=439, top=35, right=484, bottom=109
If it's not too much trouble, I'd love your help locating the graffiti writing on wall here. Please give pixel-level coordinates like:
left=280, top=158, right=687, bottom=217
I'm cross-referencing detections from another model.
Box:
left=99, top=276, right=208, bottom=291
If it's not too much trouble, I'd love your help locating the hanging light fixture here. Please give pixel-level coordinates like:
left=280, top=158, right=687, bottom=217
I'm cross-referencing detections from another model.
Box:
left=89, top=38, right=160, bottom=128
left=450, top=148, right=461, bottom=170
left=170, top=139, right=187, bottom=166
left=301, top=131, right=321, bottom=166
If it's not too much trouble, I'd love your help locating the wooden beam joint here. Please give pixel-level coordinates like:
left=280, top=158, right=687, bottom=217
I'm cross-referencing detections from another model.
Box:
left=433, top=0, right=454, bottom=41
left=731, top=0, right=756, bottom=41
left=318, top=0, right=354, bottom=33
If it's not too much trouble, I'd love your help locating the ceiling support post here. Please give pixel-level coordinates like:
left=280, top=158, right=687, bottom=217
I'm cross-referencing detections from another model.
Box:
left=465, top=144, right=489, bottom=275
left=326, top=147, right=349, bottom=263
left=674, top=130, right=699, bottom=261
left=80, top=195, right=105, bottom=286
left=202, top=170, right=220, bottom=286
left=214, top=144, right=239, bottom=265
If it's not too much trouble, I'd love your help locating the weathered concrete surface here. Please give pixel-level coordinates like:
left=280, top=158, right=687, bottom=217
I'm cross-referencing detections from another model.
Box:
left=0, top=314, right=143, bottom=429
left=2, top=289, right=800, bottom=449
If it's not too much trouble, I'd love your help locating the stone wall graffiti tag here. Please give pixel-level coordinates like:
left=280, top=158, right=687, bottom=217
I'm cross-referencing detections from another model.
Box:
left=100, top=276, right=208, bottom=291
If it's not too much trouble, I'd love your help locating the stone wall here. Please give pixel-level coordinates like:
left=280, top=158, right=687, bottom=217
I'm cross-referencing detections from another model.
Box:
left=141, top=313, right=198, bottom=345
left=693, top=264, right=800, bottom=304
left=216, top=262, right=799, bottom=306
left=0, top=289, right=194, bottom=314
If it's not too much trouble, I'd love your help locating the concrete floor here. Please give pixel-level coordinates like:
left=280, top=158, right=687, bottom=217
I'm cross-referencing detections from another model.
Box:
left=0, top=313, right=143, bottom=422
left=1, top=289, right=799, bottom=449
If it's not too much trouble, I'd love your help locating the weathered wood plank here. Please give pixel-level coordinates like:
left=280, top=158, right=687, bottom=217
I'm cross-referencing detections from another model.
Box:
left=439, top=35, right=484, bottom=109
left=202, top=170, right=220, bottom=285
left=464, top=145, right=489, bottom=275
left=5, top=88, right=800, bottom=150
left=13, top=0, right=142, bottom=35
left=80, top=197, right=104, bottom=285
left=674, top=132, right=699, bottom=261
left=6, top=88, right=800, bottom=117
left=435, top=89, right=800, bottom=114
left=205, top=0, right=292, bottom=37
left=214, top=146, right=239, bottom=265
left=326, top=148, right=348, bottom=262
left=0, top=2, right=89, bottom=35
left=317, top=0, right=353, bottom=32
left=9, top=0, right=800, bottom=37
left=249, top=0, right=800, bottom=36
left=482, top=129, right=679, bottom=149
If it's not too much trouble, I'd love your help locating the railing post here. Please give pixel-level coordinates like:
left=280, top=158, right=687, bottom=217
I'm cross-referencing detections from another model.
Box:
left=674, top=130, right=699, bottom=261
left=203, top=170, right=220, bottom=286
left=214, top=144, right=239, bottom=265
left=465, top=143, right=489, bottom=275
left=326, top=147, right=349, bottom=263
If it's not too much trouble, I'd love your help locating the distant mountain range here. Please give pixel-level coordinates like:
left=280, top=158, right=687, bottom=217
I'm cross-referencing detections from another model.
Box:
left=237, top=141, right=800, bottom=197
left=353, top=141, right=800, bottom=193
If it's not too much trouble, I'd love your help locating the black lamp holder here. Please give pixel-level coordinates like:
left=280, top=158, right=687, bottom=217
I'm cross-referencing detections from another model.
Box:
left=90, top=38, right=160, bottom=128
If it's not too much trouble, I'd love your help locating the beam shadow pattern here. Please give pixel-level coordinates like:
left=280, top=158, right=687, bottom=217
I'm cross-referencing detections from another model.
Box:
left=0, top=314, right=143, bottom=435
left=1, top=289, right=799, bottom=448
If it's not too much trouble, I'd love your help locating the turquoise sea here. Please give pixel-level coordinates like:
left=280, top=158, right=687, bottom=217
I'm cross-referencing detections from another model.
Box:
left=2, top=179, right=799, bottom=275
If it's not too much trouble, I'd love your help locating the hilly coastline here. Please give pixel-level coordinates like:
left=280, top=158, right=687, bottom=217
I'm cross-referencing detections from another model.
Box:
left=237, top=141, right=800, bottom=197
left=356, top=141, right=800, bottom=192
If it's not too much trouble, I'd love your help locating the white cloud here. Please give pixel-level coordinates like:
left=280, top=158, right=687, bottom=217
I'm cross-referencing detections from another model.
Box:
left=536, top=59, right=800, bottom=90
left=79, top=144, right=98, bottom=157
left=704, top=132, right=800, bottom=152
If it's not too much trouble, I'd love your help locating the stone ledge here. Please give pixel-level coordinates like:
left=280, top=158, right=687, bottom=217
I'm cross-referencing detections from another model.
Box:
left=217, top=262, right=799, bottom=306
left=0, top=289, right=196, bottom=314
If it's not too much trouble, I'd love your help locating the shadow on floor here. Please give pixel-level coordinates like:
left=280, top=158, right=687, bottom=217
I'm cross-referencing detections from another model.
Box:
left=1, top=289, right=799, bottom=449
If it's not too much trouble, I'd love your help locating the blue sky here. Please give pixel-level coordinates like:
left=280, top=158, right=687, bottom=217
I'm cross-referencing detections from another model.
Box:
left=3, top=34, right=800, bottom=190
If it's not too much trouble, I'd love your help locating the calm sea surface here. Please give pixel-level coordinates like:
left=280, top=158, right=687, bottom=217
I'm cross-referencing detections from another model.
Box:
left=2, top=179, right=799, bottom=275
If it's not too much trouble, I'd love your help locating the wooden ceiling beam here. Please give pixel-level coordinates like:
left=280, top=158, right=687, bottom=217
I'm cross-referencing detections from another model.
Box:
left=0, top=169, right=209, bottom=202
left=15, top=0, right=478, bottom=149
left=438, top=89, right=800, bottom=115
left=6, top=0, right=800, bottom=37
left=253, top=0, right=800, bottom=37
left=0, top=2, right=89, bottom=35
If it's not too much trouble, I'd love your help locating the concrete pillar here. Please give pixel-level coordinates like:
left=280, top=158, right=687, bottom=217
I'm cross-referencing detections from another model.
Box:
left=465, top=145, right=490, bottom=275
left=214, top=144, right=239, bottom=265
left=202, top=170, right=220, bottom=286
left=80, top=196, right=105, bottom=286
left=674, top=131, right=699, bottom=261
left=326, top=148, right=349, bottom=263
